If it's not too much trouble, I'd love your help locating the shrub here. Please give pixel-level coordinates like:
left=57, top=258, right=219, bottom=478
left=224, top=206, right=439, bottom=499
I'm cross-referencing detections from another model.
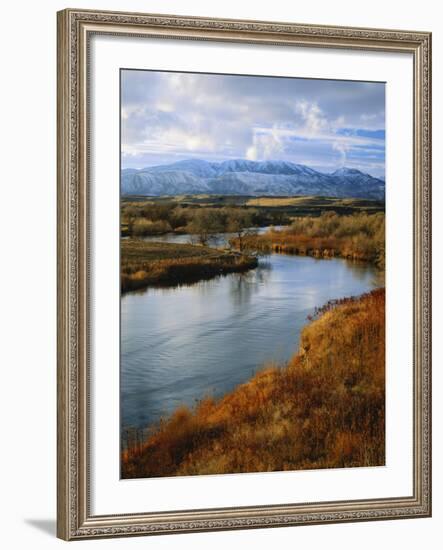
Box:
left=236, top=212, right=385, bottom=267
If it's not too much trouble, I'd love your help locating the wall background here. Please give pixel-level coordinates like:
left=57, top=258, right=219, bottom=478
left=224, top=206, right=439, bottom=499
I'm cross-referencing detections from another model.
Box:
left=0, top=1, right=440, bottom=548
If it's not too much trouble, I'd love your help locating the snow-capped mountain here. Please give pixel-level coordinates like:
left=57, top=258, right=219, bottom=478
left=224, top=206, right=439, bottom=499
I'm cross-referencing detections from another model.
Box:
left=121, top=159, right=385, bottom=200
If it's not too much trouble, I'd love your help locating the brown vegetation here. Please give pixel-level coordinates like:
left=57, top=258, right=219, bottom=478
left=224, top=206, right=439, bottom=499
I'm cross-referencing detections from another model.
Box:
left=121, top=201, right=260, bottom=239
left=122, top=288, right=385, bottom=477
left=121, top=239, right=258, bottom=292
left=235, top=211, right=385, bottom=269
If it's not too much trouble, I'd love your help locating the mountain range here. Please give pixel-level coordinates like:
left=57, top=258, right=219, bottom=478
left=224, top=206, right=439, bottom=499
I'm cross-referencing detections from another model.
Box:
left=121, top=159, right=385, bottom=200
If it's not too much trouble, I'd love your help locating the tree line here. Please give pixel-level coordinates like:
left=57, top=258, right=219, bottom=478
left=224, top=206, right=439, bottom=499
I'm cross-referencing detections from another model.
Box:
left=122, top=203, right=260, bottom=250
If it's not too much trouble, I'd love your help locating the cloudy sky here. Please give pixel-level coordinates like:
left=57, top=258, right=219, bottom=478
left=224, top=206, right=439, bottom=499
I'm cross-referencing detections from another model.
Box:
left=121, top=69, right=385, bottom=178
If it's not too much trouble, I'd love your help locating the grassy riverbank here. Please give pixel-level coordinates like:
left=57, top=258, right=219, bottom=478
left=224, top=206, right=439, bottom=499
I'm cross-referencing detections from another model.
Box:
left=121, top=239, right=258, bottom=292
left=235, top=211, right=385, bottom=268
left=121, top=288, right=385, bottom=477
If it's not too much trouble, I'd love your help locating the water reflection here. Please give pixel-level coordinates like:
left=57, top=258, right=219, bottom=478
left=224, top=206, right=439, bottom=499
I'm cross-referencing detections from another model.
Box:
left=121, top=241, right=380, bottom=430
left=227, top=261, right=272, bottom=307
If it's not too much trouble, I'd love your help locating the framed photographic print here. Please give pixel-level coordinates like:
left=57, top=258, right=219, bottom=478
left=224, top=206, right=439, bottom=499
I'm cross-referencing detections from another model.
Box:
left=57, top=8, right=432, bottom=540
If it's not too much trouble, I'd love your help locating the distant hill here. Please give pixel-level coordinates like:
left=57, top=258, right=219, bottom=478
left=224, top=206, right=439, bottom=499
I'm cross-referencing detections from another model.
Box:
left=121, top=159, right=385, bottom=200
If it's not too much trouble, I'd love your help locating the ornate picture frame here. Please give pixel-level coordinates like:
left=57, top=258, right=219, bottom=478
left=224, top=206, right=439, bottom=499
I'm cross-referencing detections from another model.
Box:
left=57, top=8, right=431, bottom=540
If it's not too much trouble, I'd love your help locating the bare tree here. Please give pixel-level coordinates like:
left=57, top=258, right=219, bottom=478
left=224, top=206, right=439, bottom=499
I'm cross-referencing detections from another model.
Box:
left=226, top=209, right=256, bottom=252
left=187, top=209, right=224, bottom=246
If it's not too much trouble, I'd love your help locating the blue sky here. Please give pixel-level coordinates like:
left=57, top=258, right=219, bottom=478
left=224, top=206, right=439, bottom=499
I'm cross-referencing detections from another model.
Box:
left=121, top=70, right=385, bottom=178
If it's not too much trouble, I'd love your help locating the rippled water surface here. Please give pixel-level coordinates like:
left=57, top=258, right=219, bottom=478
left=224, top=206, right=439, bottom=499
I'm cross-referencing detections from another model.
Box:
left=121, top=238, right=378, bottom=430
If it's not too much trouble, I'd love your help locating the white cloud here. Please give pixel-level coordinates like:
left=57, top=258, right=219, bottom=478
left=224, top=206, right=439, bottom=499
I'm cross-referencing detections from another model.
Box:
left=332, top=140, right=350, bottom=166
left=245, top=146, right=257, bottom=161
left=295, top=100, right=329, bottom=137
left=121, top=70, right=385, bottom=177
left=246, top=127, right=284, bottom=161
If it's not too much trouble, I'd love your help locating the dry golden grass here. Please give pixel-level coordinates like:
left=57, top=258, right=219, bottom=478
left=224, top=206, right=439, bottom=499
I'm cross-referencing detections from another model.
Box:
left=246, top=196, right=318, bottom=207
left=121, top=239, right=258, bottom=292
left=122, top=288, right=385, bottom=478
left=237, top=212, right=385, bottom=268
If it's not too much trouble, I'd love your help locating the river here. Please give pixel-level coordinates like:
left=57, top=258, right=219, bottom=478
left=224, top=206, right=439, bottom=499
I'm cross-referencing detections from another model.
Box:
left=121, top=230, right=379, bottom=430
